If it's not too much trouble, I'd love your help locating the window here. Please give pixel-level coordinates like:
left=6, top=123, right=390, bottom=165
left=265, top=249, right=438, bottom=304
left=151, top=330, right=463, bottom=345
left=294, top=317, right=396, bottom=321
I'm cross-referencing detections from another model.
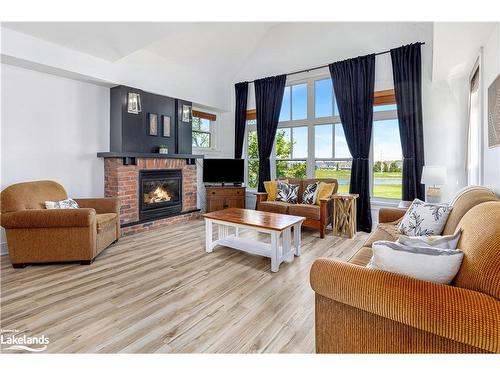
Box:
left=315, top=78, right=339, bottom=118
left=246, top=120, right=259, bottom=189
left=372, top=119, right=403, bottom=199
left=467, top=61, right=481, bottom=185
left=314, top=124, right=352, bottom=193
left=192, top=110, right=216, bottom=149
left=279, top=83, right=307, bottom=121
left=276, top=127, right=308, bottom=179
left=244, top=77, right=403, bottom=201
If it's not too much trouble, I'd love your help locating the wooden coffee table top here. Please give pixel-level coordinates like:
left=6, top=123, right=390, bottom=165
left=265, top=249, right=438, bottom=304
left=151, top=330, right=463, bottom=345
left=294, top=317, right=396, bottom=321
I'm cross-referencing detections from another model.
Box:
left=203, top=208, right=305, bottom=231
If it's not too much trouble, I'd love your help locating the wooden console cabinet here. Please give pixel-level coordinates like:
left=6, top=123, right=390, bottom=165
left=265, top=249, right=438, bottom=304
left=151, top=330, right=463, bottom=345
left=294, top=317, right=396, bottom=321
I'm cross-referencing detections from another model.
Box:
left=205, top=186, right=246, bottom=213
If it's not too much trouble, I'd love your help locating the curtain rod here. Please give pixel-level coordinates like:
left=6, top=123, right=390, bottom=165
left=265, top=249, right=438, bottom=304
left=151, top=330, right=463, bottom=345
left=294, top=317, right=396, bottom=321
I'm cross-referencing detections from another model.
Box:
left=247, top=42, right=426, bottom=84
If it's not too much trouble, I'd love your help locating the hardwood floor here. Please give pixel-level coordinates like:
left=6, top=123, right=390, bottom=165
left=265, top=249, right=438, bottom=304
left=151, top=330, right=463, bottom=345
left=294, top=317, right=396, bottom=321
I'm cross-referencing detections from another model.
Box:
left=0, top=219, right=368, bottom=353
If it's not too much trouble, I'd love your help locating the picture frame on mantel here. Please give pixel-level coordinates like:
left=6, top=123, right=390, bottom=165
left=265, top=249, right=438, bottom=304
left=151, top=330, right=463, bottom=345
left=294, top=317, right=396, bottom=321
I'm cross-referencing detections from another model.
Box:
left=148, top=113, right=158, bottom=136
left=162, top=115, right=171, bottom=137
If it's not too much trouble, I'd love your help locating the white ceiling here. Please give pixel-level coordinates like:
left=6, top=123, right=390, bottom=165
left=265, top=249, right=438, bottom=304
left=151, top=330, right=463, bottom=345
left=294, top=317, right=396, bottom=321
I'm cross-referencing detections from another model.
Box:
left=432, top=22, right=497, bottom=81
left=2, top=22, right=200, bottom=61
left=2, top=22, right=497, bottom=109
left=2, top=22, right=433, bottom=83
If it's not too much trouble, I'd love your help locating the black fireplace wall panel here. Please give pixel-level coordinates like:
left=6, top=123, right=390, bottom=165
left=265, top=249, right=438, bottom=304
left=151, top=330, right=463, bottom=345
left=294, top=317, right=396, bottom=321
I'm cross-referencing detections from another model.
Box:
left=110, top=85, right=192, bottom=154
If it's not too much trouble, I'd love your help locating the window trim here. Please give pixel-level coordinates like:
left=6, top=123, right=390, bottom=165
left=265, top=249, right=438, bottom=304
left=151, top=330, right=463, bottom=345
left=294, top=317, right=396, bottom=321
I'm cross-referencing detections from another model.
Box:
left=192, top=110, right=217, bottom=121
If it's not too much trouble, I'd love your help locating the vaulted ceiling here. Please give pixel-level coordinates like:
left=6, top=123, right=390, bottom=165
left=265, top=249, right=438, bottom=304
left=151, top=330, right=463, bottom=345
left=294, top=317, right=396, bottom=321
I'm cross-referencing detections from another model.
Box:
left=2, top=22, right=497, bottom=110
left=3, top=22, right=431, bottom=83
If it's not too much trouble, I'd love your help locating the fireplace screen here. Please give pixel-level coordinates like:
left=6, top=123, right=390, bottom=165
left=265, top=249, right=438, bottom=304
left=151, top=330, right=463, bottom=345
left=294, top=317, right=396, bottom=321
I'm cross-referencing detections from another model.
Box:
left=139, top=169, right=182, bottom=220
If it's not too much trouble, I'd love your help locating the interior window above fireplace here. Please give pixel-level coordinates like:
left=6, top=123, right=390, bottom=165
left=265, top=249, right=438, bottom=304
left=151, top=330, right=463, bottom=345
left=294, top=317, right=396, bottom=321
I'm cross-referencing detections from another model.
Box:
left=192, top=110, right=217, bottom=149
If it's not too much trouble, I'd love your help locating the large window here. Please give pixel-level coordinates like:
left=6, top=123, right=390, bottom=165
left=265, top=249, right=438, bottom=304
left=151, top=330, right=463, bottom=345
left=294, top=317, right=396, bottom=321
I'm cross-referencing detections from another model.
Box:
left=467, top=61, right=481, bottom=185
left=279, top=83, right=307, bottom=121
left=372, top=119, right=403, bottom=199
left=244, top=77, right=402, bottom=200
left=315, top=78, right=339, bottom=117
left=192, top=110, right=216, bottom=149
left=276, top=127, right=308, bottom=179
left=246, top=120, right=259, bottom=189
left=314, top=123, right=351, bottom=193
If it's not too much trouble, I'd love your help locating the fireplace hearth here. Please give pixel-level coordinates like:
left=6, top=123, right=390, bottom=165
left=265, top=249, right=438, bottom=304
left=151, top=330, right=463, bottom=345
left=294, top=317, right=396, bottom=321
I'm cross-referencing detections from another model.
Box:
left=139, top=169, right=182, bottom=221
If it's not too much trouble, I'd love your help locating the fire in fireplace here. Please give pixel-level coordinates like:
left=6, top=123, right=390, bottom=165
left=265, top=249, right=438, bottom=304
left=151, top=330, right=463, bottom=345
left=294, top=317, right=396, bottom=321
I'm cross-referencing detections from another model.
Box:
left=144, top=185, right=172, bottom=204
left=139, top=169, right=182, bottom=221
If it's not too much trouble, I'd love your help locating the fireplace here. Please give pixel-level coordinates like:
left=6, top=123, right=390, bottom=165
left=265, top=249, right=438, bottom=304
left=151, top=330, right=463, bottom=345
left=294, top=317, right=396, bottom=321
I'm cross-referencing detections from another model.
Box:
left=139, top=169, right=182, bottom=221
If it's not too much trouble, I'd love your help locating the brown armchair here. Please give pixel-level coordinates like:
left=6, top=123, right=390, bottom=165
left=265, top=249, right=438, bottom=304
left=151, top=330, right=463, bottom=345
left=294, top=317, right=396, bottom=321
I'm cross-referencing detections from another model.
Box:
left=0, top=180, right=120, bottom=268
left=310, top=188, right=500, bottom=353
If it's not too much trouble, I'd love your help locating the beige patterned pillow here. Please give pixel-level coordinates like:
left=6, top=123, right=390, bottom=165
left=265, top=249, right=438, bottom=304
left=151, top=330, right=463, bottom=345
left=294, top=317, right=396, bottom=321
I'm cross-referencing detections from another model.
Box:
left=45, top=198, right=79, bottom=209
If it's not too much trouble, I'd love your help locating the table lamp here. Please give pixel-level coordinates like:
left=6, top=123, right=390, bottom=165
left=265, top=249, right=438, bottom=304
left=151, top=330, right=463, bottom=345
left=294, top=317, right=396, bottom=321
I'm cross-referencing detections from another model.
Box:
left=421, top=165, right=447, bottom=203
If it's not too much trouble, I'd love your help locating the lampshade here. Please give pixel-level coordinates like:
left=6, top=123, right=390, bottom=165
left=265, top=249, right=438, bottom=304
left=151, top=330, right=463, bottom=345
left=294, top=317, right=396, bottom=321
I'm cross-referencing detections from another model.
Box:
left=421, top=165, right=447, bottom=185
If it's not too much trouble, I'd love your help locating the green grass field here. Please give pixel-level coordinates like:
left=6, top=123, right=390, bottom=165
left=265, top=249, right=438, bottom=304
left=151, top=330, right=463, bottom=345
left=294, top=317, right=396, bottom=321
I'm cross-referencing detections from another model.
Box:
left=315, top=169, right=402, bottom=199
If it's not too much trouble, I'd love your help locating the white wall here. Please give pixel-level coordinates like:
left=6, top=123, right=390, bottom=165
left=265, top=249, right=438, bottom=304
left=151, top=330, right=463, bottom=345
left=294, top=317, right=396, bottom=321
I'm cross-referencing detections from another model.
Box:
left=1, top=64, right=110, bottom=253
left=423, top=76, right=469, bottom=201
left=482, top=24, right=500, bottom=194
left=192, top=110, right=235, bottom=211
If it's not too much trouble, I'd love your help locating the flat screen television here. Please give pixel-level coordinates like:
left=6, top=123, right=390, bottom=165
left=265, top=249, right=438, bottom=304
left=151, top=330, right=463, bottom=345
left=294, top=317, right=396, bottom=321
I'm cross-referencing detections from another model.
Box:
left=203, top=159, right=244, bottom=184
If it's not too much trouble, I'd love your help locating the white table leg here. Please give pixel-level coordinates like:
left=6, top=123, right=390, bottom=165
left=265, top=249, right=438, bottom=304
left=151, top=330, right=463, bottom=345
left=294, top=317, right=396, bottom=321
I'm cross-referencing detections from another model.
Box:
left=235, top=226, right=240, bottom=238
left=283, top=227, right=292, bottom=262
left=271, top=232, right=279, bottom=272
left=293, top=223, right=301, bottom=256
left=205, top=220, right=213, bottom=253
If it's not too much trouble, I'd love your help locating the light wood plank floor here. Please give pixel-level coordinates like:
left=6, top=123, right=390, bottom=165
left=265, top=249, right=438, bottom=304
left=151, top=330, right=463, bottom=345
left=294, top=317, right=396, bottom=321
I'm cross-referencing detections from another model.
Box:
left=0, top=219, right=368, bottom=353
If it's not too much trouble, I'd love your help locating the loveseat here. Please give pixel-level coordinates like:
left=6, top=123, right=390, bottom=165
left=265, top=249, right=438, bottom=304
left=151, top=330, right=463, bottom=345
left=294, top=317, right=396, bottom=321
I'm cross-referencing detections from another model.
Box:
left=0, top=180, right=120, bottom=268
left=254, top=178, right=338, bottom=238
left=310, top=186, right=500, bottom=353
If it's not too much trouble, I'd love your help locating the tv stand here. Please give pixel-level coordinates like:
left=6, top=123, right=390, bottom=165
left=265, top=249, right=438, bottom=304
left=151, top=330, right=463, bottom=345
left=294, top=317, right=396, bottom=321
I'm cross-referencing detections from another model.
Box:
left=205, top=183, right=243, bottom=187
left=205, top=186, right=246, bottom=213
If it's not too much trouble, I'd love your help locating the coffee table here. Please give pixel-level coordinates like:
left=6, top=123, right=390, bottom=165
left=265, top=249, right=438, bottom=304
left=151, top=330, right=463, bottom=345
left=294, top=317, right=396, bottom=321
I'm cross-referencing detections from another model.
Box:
left=203, top=208, right=305, bottom=272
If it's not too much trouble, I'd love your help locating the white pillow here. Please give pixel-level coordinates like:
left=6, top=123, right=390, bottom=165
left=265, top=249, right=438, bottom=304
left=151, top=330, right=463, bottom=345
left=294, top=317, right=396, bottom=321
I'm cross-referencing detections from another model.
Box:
left=45, top=198, right=79, bottom=209
left=398, top=199, right=452, bottom=236
left=367, top=240, right=464, bottom=284
left=397, top=229, right=462, bottom=250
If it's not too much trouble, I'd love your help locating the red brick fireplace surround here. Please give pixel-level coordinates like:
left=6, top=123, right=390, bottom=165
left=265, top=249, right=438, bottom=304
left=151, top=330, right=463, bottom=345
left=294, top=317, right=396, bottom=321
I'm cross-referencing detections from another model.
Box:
left=101, top=156, right=201, bottom=236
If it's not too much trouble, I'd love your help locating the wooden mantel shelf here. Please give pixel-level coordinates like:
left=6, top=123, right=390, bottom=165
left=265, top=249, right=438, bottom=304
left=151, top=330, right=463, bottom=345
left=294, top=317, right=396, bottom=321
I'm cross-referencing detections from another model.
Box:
left=97, top=152, right=203, bottom=166
left=97, top=152, right=203, bottom=159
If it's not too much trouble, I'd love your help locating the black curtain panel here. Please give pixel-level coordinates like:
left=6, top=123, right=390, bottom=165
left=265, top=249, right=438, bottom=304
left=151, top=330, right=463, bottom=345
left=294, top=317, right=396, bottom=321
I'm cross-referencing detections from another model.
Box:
left=254, top=74, right=287, bottom=192
left=234, top=81, right=249, bottom=159
left=391, top=43, right=425, bottom=201
left=329, top=54, right=375, bottom=233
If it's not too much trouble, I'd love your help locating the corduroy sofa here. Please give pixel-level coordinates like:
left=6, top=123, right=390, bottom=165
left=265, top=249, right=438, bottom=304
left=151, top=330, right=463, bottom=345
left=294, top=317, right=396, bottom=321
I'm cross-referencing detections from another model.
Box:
left=310, top=187, right=500, bottom=353
left=0, top=180, right=120, bottom=268
left=255, top=178, right=338, bottom=238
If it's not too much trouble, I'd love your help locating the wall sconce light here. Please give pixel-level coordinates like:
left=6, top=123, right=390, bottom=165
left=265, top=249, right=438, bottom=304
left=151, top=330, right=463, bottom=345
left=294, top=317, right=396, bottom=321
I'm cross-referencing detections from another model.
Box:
left=127, top=92, right=142, bottom=114
left=182, top=104, right=192, bottom=122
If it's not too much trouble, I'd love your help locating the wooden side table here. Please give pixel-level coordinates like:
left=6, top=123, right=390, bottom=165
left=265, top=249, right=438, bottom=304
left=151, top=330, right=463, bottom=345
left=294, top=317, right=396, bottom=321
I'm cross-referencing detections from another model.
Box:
left=332, top=193, right=359, bottom=238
